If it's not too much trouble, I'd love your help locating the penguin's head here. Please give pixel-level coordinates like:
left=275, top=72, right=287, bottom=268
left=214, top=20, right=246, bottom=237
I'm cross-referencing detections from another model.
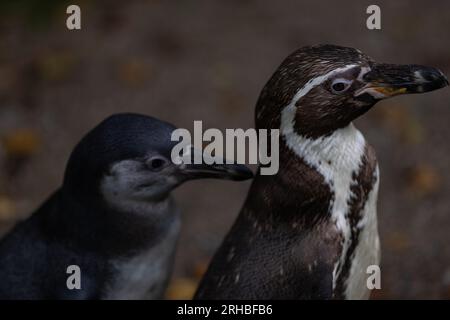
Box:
left=63, top=113, right=253, bottom=208
left=256, top=44, right=448, bottom=138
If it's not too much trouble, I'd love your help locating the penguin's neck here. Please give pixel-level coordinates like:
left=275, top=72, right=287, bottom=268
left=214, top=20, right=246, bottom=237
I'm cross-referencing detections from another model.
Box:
left=279, top=122, right=367, bottom=215
left=248, top=122, right=368, bottom=227
left=281, top=123, right=367, bottom=184
left=50, top=189, right=179, bottom=256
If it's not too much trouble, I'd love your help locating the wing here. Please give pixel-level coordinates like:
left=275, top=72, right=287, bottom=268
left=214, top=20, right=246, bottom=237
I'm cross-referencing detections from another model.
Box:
left=195, top=211, right=341, bottom=300
left=195, top=166, right=342, bottom=300
left=0, top=191, right=105, bottom=299
left=0, top=193, right=56, bottom=299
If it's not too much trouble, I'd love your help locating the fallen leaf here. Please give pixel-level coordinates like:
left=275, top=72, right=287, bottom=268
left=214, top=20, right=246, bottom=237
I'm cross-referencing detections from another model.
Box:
left=117, top=59, right=150, bottom=88
left=36, top=51, right=78, bottom=82
left=404, top=164, right=440, bottom=197
left=385, top=231, right=411, bottom=251
left=0, top=195, right=16, bottom=221
left=165, top=277, right=198, bottom=300
left=2, top=128, right=40, bottom=157
left=193, top=259, right=210, bottom=280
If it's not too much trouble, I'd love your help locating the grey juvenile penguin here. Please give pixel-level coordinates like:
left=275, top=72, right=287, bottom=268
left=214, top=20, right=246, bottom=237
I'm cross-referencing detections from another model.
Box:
left=195, top=45, right=448, bottom=299
left=0, top=113, right=252, bottom=299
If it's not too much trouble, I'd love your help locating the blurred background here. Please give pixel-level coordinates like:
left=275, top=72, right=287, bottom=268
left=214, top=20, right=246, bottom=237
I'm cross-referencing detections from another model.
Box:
left=0, top=0, right=449, bottom=299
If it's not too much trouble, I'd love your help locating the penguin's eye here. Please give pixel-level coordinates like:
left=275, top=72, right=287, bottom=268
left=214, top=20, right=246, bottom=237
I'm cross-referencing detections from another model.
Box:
left=330, top=78, right=353, bottom=94
left=147, top=157, right=167, bottom=171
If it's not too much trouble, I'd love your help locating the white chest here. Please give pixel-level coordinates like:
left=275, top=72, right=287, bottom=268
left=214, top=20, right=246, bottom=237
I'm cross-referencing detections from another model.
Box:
left=281, top=118, right=380, bottom=299
left=103, top=218, right=180, bottom=300
left=344, top=168, right=380, bottom=299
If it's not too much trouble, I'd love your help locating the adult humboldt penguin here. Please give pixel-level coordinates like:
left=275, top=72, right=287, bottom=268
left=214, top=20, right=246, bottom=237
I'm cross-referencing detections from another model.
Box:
left=195, top=45, right=448, bottom=299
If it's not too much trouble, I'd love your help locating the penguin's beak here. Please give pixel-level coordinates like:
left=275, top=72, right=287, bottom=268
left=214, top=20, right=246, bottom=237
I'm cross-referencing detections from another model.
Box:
left=179, top=147, right=253, bottom=181
left=355, top=63, right=449, bottom=100
left=183, top=162, right=253, bottom=181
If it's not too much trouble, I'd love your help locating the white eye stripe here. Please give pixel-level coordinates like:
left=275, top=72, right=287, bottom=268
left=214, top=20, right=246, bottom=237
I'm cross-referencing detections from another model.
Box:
left=257, top=64, right=359, bottom=120
left=331, top=78, right=353, bottom=85
left=290, top=64, right=359, bottom=105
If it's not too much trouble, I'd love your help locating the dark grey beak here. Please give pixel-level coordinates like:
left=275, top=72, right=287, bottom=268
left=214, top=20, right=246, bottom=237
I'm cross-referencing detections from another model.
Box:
left=183, top=162, right=253, bottom=181
left=355, top=63, right=449, bottom=99
left=179, top=147, right=253, bottom=181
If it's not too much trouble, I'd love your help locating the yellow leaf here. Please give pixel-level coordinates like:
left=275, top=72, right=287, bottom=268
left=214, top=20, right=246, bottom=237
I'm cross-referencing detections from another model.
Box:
left=385, top=231, right=411, bottom=251
left=2, top=129, right=40, bottom=157
left=405, top=164, right=440, bottom=197
left=165, top=277, right=198, bottom=300
left=37, top=51, right=78, bottom=82
left=0, top=195, right=16, bottom=221
left=117, top=59, right=150, bottom=87
left=193, top=259, right=209, bottom=280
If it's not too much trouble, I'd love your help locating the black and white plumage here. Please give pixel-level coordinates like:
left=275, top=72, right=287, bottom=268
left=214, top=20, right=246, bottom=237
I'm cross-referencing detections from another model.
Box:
left=0, top=113, right=253, bottom=300
left=195, top=45, right=448, bottom=300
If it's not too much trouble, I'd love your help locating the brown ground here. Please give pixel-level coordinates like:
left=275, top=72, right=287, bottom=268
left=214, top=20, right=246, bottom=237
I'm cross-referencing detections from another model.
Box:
left=0, top=0, right=449, bottom=299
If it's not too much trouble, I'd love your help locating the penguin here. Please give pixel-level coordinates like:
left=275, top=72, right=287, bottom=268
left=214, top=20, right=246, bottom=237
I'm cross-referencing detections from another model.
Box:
left=194, top=45, right=448, bottom=300
left=0, top=113, right=253, bottom=300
